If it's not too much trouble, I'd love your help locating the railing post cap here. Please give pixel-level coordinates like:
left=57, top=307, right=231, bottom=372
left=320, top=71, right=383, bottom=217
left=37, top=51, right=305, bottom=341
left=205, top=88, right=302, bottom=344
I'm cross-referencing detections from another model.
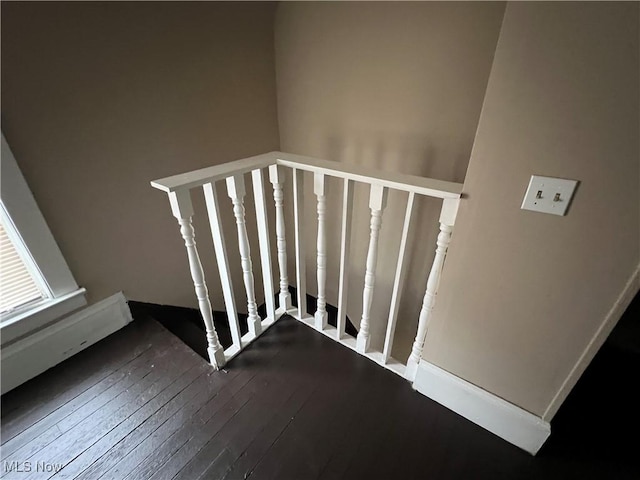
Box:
left=168, top=190, right=194, bottom=219
left=226, top=174, right=246, bottom=199
left=314, top=172, right=326, bottom=196
left=268, top=164, right=286, bottom=184
left=369, top=184, right=388, bottom=210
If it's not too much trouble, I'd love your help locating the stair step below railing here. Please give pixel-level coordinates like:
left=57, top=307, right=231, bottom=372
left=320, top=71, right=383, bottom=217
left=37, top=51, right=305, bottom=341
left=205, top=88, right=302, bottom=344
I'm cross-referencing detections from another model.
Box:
left=292, top=310, right=407, bottom=378
left=223, top=312, right=284, bottom=363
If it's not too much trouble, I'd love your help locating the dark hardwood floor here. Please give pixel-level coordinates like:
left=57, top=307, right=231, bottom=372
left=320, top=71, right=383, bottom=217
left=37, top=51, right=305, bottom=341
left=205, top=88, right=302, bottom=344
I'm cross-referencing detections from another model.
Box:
left=1, top=307, right=637, bottom=479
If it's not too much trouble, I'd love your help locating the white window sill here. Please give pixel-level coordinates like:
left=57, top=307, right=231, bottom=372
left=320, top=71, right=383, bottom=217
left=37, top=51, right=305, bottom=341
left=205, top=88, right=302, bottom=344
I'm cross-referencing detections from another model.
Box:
left=0, top=288, right=87, bottom=346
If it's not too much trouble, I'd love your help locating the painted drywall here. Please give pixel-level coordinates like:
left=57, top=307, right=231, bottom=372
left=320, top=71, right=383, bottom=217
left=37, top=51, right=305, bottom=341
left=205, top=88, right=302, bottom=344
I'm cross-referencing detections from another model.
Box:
left=1, top=2, right=279, bottom=311
left=274, top=2, right=505, bottom=359
left=424, top=2, right=639, bottom=418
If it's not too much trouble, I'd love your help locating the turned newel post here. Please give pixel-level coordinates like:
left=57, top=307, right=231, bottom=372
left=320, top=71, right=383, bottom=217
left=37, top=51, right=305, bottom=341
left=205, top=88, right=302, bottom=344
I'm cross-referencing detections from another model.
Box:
left=356, top=184, right=388, bottom=353
left=405, top=198, right=460, bottom=381
left=268, top=165, right=292, bottom=311
left=168, top=189, right=226, bottom=369
left=226, top=174, right=262, bottom=337
left=314, top=173, right=328, bottom=330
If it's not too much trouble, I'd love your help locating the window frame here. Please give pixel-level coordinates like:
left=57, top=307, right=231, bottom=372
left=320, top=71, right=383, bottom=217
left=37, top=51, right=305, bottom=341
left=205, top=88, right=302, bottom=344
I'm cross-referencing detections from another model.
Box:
left=0, top=202, right=51, bottom=313
left=1, top=133, right=86, bottom=345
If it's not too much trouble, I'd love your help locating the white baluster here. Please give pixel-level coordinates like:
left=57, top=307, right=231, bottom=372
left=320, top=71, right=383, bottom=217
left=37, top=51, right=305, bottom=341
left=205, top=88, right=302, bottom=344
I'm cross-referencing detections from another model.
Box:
left=203, top=182, right=242, bottom=352
left=268, top=165, right=292, bottom=311
left=337, top=179, right=354, bottom=340
left=356, top=184, right=388, bottom=353
left=383, top=192, right=415, bottom=363
left=314, top=173, right=328, bottom=330
left=252, top=168, right=276, bottom=323
left=293, top=168, right=307, bottom=319
left=168, top=190, right=225, bottom=369
left=405, top=198, right=460, bottom=381
left=226, top=175, right=262, bottom=337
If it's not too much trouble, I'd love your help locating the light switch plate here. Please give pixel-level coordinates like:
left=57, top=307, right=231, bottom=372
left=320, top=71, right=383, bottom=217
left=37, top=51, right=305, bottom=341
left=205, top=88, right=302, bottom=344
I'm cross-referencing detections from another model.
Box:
left=521, top=175, right=578, bottom=216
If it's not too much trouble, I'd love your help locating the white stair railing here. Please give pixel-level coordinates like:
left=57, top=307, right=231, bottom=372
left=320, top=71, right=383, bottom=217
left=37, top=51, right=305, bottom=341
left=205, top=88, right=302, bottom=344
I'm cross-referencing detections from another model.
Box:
left=167, top=189, right=227, bottom=368
left=268, top=165, right=292, bottom=311
left=203, top=181, right=242, bottom=353
left=313, top=172, right=328, bottom=330
left=252, top=168, right=276, bottom=322
left=226, top=174, right=262, bottom=338
left=404, top=198, right=459, bottom=380
left=336, top=178, right=354, bottom=341
left=356, top=184, right=388, bottom=354
left=151, top=151, right=461, bottom=380
left=383, top=192, right=415, bottom=364
left=292, top=168, right=307, bottom=320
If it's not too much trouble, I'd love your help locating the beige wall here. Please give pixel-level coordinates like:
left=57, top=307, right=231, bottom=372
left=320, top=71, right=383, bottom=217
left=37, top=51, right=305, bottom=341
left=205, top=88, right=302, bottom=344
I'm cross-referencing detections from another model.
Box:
left=425, top=2, right=639, bottom=418
left=275, top=2, right=505, bottom=358
left=1, top=2, right=279, bottom=309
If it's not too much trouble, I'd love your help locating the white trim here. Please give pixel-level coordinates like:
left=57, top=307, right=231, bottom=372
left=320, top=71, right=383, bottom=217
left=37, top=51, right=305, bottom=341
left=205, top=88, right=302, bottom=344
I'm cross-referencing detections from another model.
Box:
left=0, top=202, right=51, bottom=301
left=276, top=152, right=462, bottom=199
left=0, top=288, right=87, bottom=346
left=0, top=292, right=132, bottom=394
left=1, top=133, right=88, bottom=345
left=413, top=361, right=550, bottom=455
left=543, top=263, right=640, bottom=421
left=151, top=152, right=275, bottom=193
left=1, top=133, right=80, bottom=297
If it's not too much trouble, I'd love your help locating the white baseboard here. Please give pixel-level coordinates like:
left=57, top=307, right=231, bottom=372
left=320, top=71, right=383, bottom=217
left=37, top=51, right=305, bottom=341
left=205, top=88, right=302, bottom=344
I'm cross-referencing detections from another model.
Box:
left=1, top=292, right=133, bottom=395
left=0, top=288, right=87, bottom=346
left=413, top=361, right=550, bottom=455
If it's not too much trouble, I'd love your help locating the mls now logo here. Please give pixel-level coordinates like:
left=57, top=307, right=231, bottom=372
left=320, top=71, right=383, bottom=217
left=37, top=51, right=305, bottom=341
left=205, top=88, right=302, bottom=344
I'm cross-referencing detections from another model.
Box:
left=3, top=461, right=63, bottom=473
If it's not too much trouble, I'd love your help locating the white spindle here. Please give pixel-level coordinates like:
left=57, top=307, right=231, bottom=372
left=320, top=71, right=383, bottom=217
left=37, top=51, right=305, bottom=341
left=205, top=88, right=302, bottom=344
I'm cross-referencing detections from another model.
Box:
left=405, top=198, right=459, bottom=381
left=268, top=165, right=292, bottom=311
left=356, top=184, right=388, bottom=353
left=153, top=151, right=464, bottom=377
left=314, top=173, right=328, bottom=330
left=382, top=192, right=415, bottom=363
left=251, top=168, right=276, bottom=322
left=168, top=190, right=225, bottom=369
left=293, top=168, right=307, bottom=319
left=337, top=179, right=354, bottom=340
left=226, top=175, right=262, bottom=337
left=203, top=182, right=242, bottom=351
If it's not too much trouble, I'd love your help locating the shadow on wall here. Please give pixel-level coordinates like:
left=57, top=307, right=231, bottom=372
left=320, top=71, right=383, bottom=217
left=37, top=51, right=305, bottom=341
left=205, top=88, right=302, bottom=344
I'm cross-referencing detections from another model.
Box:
left=273, top=1, right=507, bottom=361
left=325, top=133, right=469, bottom=182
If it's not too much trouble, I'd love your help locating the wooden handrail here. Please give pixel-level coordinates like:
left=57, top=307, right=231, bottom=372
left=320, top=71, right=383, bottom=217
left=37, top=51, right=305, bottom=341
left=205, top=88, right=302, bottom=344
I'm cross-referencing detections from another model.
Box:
left=151, top=151, right=463, bottom=200
left=150, top=152, right=277, bottom=193
left=274, top=152, right=462, bottom=199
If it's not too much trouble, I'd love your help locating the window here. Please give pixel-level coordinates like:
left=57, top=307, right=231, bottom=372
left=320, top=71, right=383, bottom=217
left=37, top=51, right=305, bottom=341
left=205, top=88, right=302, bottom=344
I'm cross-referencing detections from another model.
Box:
left=0, top=207, right=48, bottom=316
left=0, top=133, right=86, bottom=345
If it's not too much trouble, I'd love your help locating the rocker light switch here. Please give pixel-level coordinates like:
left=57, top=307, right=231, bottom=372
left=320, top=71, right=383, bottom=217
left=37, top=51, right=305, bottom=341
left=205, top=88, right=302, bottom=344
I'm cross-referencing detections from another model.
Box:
left=521, top=175, right=578, bottom=216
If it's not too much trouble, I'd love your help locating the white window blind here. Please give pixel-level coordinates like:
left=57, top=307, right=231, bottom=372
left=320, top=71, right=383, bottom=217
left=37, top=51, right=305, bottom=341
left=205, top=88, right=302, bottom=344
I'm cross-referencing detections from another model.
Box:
left=0, top=215, right=46, bottom=316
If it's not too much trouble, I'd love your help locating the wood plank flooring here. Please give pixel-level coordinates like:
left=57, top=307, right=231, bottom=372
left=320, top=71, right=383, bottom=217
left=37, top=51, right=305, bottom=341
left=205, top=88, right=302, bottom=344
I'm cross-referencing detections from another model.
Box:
left=1, top=314, right=637, bottom=479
